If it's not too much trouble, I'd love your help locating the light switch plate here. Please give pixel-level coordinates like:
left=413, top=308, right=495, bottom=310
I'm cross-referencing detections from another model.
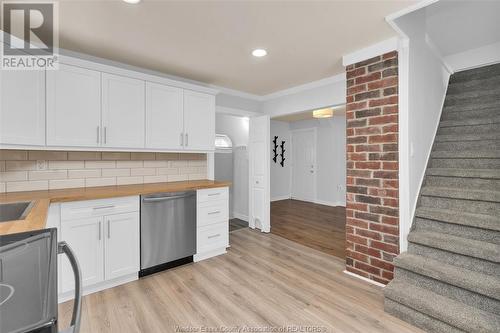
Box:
left=36, top=160, right=47, bottom=170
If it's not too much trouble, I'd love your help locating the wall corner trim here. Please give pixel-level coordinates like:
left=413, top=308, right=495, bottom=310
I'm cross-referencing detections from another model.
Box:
left=343, top=270, right=386, bottom=288
left=342, top=37, right=398, bottom=67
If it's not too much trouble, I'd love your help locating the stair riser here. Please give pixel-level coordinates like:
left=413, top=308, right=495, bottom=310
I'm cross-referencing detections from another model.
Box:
left=441, top=108, right=499, bottom=121
left=414, top=218, right=500, bottom=244
left=424, top=175, right=500, bottom=191
left=446, top=88, right=500, bottom=102
left=394, top=268, right=500, bottom=314
left=444, top=101, right=500, bottom=113
left=450, top=65, right=500, bottom=83
left=384, top=299, right=464, bottom=333
left=444, top=95, right=500, bottom=107
left=440, top=118, right=500, bottom=129
left=437, top=123, right=499, bottom=136
left=428, top=158, right=500, bottom=169
left=448, top=76, right=500, bottom=94
left=431, top=151, right=500, bottom=159
left=435, top=133, right=500, bottom=142
left=433, top=140, right=500, bottom=152
left=419, top=196, right=500, bottom=215
left=408, top=244, right=500, bottom=276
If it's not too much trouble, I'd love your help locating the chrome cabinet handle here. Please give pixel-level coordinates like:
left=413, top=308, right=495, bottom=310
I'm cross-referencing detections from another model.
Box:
left=107, top=220, right=110, bottom=239
left=208, top=210, right=220, bottom=215
left=180, top=133, right=184, bottom=146
left=185, top=133, right=188, bottom=146
left=58, top=241, right=82, bottom=333
left=207, top=193, right=220, bottom=197
left=93, top=205, right=115, bottom=210
left=208, top=233, right=220, bottom=239
left=96, top=126, right=100, bottom=144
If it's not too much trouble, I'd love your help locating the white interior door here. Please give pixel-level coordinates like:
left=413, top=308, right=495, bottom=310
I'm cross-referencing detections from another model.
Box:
left=291, top=128, right=316, bottom=202
left=249, top=115, right=270, bottom=232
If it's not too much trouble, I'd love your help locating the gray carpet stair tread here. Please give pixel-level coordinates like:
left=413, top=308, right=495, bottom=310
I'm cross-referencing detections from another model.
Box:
left=385, top=281, right=500, bottom=333
left=408, top=231, right=500, bottom=263
left=431, top=150, right=500, bottom=158
left=435, top=133, right=500, bottom=142
left=420, top=186, right=500, bottom=203
left=447, top=75, right=500, bottom=94
left=394, top=253, right=500, bottom=300
left=415, top=207, right=500, bottom=231
left=439, top=116, right=500, bottom=128
left=426, top=168, right=500, bottom=179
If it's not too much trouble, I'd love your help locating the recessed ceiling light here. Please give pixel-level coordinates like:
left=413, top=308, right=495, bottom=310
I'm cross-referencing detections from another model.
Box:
left=252, top=49, right=267, bottom=57
left=123, top=0, right=141, bottom=4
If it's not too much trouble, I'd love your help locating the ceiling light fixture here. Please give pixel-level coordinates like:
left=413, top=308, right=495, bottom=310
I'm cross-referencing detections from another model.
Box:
left=123, top=0, right=141, bottom=4
left=252, top=49, right=267, bottom=57
left=313, top=108, right=334, bottom=119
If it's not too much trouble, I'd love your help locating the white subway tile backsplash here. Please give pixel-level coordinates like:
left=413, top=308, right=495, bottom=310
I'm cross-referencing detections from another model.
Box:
left=85, top=161, right=116, bottom=169
left=116, top=160, right=143, bottom=168
left=0, top=150, right=28, bottom=161
left=49, top=161, right=85, bottom=170
left=28, top=150, right=67, bottom=161
left=68, top=169, right=101, bottom=179
left=116, top=176, right=144, bottom=185
left=85, top=177, right=116, bottom=187
left=6, top=161, right=37, bottom=171
left=0, top=150, right=207, bottom=192
left=130, top=168, right=156, bottom=176
left=0, top=171, right=28, bottom=182
left=143, top=175, right=168, bottom=183
left=29, top=170, right=67, bottom=180
left=49, top=179, right=85, bottom=190
left=102, top=168, right=130, bottom=177
left=7, top=180, right=48, bottom=192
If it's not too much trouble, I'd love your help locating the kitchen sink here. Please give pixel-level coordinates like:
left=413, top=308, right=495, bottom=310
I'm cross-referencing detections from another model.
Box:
left=0, top=201, right=34, bottom=222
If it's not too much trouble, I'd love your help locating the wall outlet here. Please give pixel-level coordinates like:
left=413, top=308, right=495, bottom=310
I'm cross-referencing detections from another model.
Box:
left=36, top=160, right=47, bottom=170
left=337, top=184, right=343, bottom=192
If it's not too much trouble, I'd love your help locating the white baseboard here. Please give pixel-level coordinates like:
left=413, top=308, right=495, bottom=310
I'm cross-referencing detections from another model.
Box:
left=58, top=273, right=138, bottom=303
left=343, top=270, right=386, bottom=288
left=271, top=195, right=291, bottom=202
left=314, top=199, right=346, bottom=207
left=232, top=212, right=248, bottom=222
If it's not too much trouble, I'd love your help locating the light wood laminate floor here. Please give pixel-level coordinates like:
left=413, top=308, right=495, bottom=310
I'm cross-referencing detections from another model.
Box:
left=59, top=229, right=421, bottom=333
left=271, top=199, right=346, bottom=259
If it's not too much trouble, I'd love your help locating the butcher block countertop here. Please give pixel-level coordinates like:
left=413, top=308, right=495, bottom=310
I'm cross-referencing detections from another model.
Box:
left=0, top=179, right=231, bottom=236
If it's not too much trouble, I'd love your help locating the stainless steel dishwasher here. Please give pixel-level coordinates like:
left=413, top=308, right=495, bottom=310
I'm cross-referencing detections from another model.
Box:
left=140, top=191, right=196, bottom=276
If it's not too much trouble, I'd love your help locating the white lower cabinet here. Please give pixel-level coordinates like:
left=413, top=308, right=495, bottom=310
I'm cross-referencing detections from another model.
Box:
left=57, top=196, right=140, bottom=301
left=194, top=187, right=229, bottom=262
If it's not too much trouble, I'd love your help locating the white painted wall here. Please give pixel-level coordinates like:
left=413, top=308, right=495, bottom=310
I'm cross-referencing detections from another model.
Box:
left=270, top=120, right=292, bottom=201
left=261, top=76, right=346, bottom=118
left=215, top=114, right=249, bottom=147
left=393, top=8, right=451, bottom=250
left=289, top=117, right=346, bottom=206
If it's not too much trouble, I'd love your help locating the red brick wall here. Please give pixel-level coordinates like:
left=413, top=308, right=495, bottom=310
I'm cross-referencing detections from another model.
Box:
left=345, top=51, right=399, bottom=285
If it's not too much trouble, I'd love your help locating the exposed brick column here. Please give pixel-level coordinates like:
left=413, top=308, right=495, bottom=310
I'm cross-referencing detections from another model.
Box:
left=345, top=51, right=399, bottom=285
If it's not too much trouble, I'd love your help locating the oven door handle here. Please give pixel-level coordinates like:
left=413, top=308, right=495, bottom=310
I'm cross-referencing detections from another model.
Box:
left=142, top=193, right=194, bottom=203
left=58, top=241, right=82, bottom=333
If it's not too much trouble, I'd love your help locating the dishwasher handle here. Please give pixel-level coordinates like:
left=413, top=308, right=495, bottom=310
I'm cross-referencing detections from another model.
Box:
left=58, top=241, right=82, bottom=333
left=142, top=193, right=195, bottom=203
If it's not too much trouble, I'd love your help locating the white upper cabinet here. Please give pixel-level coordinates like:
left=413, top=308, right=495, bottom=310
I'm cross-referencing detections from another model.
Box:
left=145, top=82, right=183, bottom=150
left=47, top=64, right=101, bottom=147
left=183, top=90, right=215, bottom=151
left=0, top=69, right=45, bottom=145
left=102, top=73, right=145, bottom=148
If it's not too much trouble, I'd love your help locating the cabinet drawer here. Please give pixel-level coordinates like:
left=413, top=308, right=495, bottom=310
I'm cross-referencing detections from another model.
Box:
left=197, top=187, right=228, bottom=203
left=197, top=200, right=228, bottom=227
left=61, top=196, right=139, bottom=221
left=197, top=222, right=228, bottom=253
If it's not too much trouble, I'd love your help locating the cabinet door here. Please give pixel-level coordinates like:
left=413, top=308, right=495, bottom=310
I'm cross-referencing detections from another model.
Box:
left=104, top=212, right=140, bottom=280
left=102, top=73, right=145, bottom=148
left=0, top=69, right=45, bottom=145
left=46, top=64, right=101, bottom=147
left=145, top=82, right=183, bottom=150
left=183, top=90, right=215, bottom=151
left=60, top=217, right=104, bottom=293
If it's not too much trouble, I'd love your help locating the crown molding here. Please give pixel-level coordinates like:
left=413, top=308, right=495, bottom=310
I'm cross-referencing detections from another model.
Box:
left=342, top=37, right=398, bottom=67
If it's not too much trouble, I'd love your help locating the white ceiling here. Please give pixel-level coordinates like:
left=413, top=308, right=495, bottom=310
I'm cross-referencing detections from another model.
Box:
left=57, top=0, right=417, bottom=95
left=272, top=106, right=346, bottom=122
left=425, top=0, right=500, bottom=56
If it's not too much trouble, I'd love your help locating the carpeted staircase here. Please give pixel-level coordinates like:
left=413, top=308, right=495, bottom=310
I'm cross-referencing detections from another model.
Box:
left=384, top=63, right=500, bottom=332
